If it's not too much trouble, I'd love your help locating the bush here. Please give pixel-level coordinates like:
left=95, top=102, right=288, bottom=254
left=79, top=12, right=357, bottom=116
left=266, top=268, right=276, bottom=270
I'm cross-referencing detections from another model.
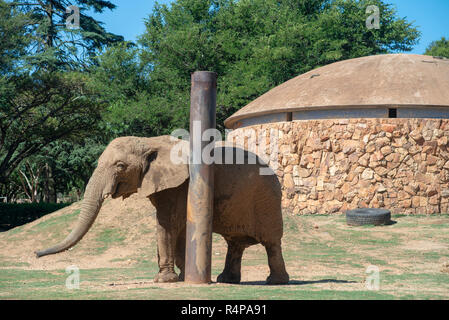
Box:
left=0, top=203, right=72, bottom=230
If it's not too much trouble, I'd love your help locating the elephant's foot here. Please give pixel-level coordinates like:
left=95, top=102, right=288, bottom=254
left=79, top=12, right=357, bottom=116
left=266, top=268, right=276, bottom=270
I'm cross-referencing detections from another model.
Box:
left=154, top=271, right=179, bottom=283
left=266, top=272, right=289, bottom=285
left=217, top=272, right=241, bottom=284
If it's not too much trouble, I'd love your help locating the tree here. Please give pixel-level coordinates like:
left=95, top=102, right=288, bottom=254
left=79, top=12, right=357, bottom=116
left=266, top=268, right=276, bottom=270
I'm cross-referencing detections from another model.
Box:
left=38, top=138, right=106, bottom=202
left=90, top=41, right=189, bottom=138
left=90, top=42, right=154, bottom=137
left=0, top=0, right=118, bottom=185
left=7, top=0, right=123, bottom=69
left=17, top=159, right=43, bottom=203
left=425, top=37, right=449, bottom=59
left=0, top=170, right=22, bottom=202
left=0, top=70, right=106, bottom=183
left=138, top=0, right=420, bottom=133
left=44, top=138, right=106, bottom=196
left=0, top=1, right=30, bottom=74
left=2, top=137, right=106, bottom=203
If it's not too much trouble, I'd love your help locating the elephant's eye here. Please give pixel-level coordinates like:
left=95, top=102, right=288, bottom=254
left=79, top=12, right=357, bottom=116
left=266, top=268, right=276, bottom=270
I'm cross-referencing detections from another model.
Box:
left=116, top=162, right=126, bottom=171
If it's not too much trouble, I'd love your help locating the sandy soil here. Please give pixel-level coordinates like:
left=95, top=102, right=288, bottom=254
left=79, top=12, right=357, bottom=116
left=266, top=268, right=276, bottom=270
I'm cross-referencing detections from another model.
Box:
left=0, top=194, right=159, bottom=270
left=1, top=198, right=449, bottom=296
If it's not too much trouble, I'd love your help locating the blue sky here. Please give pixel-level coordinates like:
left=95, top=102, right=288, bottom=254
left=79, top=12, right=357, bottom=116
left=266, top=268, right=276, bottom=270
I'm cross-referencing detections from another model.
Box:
left=91, top=0, right=449, bottom=54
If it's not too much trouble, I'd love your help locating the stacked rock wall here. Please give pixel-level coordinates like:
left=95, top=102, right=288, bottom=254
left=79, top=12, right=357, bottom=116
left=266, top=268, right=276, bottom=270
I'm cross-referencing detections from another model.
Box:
left=226, top=118, right=449, bottom=215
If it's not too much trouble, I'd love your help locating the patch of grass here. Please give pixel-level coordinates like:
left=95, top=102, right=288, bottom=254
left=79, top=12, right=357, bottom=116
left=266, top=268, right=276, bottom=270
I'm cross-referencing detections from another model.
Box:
left=6, top=225, right=26, bottom=236
left=0, top=258, right=30, bottom=268
left=380, top=271, right=449, bottom=298
left=32, top=209, right=81, bottom=232
left=0, top=268, right=65, bottom=297
left=283, top=214, right=299, bottom=233
left=0, top=268, right=398, bottom=300
left=429, top=223, right=449, bottom=229
left=422, top=251, right=449, bottom=260
left=94, top=228, right=126, bottom=254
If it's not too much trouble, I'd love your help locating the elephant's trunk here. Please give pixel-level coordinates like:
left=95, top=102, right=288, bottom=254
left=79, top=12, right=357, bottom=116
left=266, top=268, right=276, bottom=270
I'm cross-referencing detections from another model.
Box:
left=35, top=169, right=106, bottom=258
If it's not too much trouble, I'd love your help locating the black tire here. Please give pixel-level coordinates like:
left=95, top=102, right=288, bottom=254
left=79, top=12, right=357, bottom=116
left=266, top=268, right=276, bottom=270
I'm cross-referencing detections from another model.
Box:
left=346, top=208, right=391, bottom=226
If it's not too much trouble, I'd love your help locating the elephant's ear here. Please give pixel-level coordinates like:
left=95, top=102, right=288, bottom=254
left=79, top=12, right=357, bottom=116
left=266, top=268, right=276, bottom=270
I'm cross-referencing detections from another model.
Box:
left=139, top=137, right=189, bottom=197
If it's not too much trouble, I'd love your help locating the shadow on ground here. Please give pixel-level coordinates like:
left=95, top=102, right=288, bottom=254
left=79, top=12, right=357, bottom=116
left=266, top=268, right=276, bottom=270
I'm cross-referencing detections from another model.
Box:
left=239, top=279, right=358, bottom=286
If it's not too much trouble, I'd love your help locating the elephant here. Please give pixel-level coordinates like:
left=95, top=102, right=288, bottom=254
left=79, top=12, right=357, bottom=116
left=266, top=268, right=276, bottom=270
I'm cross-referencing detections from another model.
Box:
left=35, top=135, right=289, bottom=285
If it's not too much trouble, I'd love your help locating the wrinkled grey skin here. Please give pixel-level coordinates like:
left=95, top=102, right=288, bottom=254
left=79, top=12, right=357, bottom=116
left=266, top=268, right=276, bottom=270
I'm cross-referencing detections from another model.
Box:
left=36, top=136, right=289, bottom=285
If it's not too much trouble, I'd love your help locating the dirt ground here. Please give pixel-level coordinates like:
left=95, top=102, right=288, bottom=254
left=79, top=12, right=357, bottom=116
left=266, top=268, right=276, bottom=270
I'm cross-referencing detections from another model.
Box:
left=1, top=194, right=449, bottom=299
left=0, top=195, right=158, bottom=271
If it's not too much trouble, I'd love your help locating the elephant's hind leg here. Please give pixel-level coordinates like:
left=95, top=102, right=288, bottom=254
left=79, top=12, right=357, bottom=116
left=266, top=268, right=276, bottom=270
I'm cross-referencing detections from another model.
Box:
left=263, top=241, right=289, bottom=285
left=217, top=239, right=245, bottom=284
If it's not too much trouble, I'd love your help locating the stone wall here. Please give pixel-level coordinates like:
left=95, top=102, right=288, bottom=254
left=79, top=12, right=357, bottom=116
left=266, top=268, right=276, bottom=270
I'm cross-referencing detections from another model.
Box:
left=226, top=118, right=449, bottom=215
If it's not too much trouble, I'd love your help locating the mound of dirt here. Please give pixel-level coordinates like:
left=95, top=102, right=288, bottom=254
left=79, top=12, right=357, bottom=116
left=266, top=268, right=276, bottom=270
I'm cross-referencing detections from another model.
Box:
left=0, top=194, right=158, bottom=271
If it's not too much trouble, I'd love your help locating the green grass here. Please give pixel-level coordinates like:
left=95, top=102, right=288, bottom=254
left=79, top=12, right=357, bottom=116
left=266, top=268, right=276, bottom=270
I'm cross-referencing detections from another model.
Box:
left=1, top=212, right=449, bottom=300
left=0, top=267, right=400, bottom=300
left=0, top=258, right=30, bottom=268
left=32, top=209, right=81, bottom=232
left=429, top=223, right=449, bottom=229
left=94, top=228, right=127, bottom=254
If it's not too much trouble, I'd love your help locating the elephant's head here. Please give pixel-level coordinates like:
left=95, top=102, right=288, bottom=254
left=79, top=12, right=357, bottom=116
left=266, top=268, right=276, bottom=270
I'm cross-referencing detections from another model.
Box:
left=35, top=135, right=189, bottom=258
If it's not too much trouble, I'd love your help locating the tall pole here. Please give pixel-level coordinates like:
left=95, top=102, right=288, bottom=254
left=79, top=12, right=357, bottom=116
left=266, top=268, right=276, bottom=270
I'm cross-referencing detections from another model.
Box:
left=185, top=71, right=217, bottom=284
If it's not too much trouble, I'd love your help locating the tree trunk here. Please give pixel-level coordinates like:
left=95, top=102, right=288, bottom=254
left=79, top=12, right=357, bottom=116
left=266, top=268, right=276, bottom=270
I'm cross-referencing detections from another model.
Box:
left=46, top=1, right=54, bottom=48
left=48, top=164, right=57, bottom=203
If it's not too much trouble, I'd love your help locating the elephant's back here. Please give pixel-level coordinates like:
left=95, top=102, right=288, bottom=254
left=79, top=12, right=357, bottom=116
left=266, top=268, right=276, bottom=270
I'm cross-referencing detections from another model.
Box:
left=212, top=147, right=283, bottom=243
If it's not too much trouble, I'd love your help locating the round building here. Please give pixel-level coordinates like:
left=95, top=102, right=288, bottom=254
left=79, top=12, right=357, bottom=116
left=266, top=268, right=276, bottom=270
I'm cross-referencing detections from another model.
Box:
left=225, top=54, right=449, bottom=215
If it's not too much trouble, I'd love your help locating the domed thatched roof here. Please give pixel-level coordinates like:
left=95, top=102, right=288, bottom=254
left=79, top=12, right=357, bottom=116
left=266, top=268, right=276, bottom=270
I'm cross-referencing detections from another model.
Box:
left=224, top=54, right=449, bottom=129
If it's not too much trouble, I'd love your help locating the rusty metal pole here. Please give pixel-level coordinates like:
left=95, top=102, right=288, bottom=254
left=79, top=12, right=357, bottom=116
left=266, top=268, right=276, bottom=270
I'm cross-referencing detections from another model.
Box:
left=185, top=71, right=217, bottom=284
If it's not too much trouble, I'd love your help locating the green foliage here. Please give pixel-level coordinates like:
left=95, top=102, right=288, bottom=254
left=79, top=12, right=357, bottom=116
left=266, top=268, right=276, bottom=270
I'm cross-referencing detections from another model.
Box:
left=37, top=138, right=106, bottom=196
left=424, top=37, right=449, bottom=59
left=0, top=70, right=106, bottom=183
left=9, top=0, right=123, bottom=70
left=0, top=138, right=105, bottom=203
left=0, top=1, right=30, bottom=74
left=0, top=0, right=121, bottom=196
left=138, top=0, right=420, bottom=133
left=90, top=41, right=190, bottom=138
left=90, top=43, right=152, bottom=137
left=0, top=202, right=71, bottom=230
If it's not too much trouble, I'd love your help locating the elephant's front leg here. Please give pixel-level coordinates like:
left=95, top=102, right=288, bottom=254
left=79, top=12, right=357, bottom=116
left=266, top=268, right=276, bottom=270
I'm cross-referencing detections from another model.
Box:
left=154, top=214, right=179, bottom=283
left=175, top=228, right=186, bottom=281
